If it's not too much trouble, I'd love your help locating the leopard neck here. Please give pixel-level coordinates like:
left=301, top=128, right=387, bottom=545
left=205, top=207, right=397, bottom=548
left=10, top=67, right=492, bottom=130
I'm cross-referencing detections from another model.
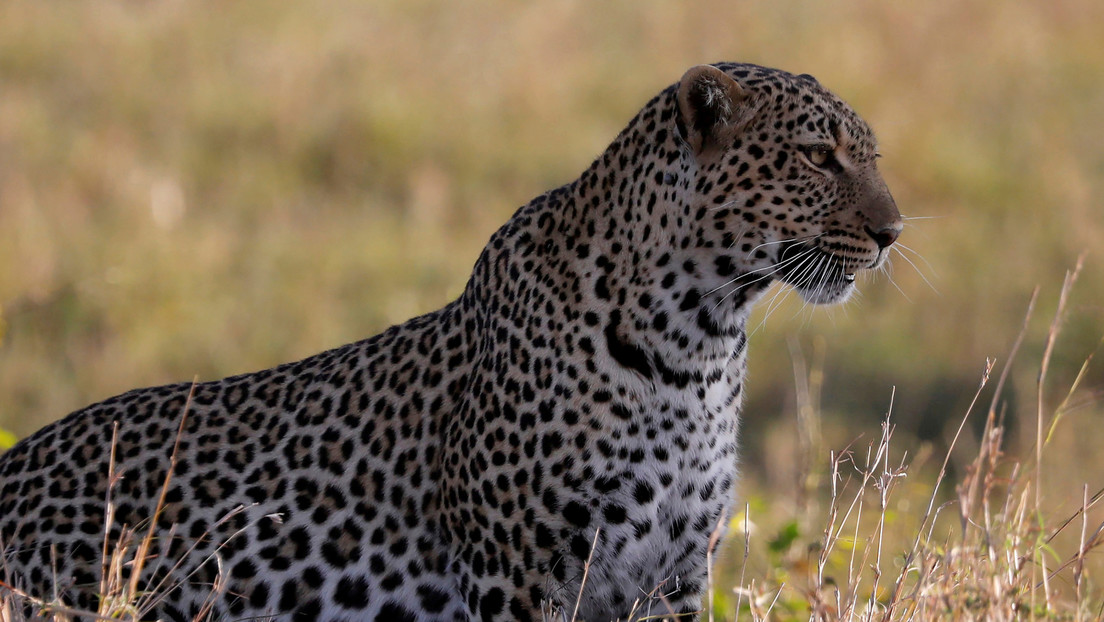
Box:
left=460, top=92, right=773, bottom=386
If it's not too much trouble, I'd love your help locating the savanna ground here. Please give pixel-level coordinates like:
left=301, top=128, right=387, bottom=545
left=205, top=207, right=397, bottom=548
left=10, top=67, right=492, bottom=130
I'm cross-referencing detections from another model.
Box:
left=1, top=1, right=1103, bottom=619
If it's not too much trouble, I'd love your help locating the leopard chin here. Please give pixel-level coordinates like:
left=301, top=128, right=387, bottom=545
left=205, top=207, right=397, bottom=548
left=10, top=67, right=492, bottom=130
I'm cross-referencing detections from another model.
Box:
left=794, top=274, right=857, bottom=305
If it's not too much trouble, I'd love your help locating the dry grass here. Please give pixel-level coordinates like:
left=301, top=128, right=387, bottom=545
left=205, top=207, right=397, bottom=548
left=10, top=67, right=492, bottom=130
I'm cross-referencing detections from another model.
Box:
left=1, top=1, right=1103, bottom=620
left=707, top=268, right=1104, bottom=621
left=0, top=384, right=243, bottom=622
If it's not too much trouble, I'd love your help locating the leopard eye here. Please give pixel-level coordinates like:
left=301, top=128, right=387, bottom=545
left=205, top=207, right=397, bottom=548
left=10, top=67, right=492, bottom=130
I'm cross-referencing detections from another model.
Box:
left=801, top=144, right=834, bottom=168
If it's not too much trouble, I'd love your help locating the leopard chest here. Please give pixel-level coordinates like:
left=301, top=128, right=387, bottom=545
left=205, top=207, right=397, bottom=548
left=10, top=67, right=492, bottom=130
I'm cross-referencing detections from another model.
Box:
left=557, top=365, right=746, bottom=617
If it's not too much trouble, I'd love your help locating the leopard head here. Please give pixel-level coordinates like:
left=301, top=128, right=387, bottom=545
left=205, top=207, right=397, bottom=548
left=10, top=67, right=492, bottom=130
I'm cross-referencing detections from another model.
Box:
left=675, top=63, right=901, bottom=305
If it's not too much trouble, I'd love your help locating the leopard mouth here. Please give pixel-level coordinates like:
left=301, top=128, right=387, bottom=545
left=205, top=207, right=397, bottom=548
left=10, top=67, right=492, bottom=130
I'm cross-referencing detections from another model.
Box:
left=775, top=242, right=860, bottom=304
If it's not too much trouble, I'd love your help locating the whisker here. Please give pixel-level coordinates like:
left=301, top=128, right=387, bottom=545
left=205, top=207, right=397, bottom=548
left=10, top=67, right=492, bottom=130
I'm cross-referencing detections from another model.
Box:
left=884, top=265, right=913, bottom=303
left=788, top=253, right=820, bottom=291
left=757, top=254, right=823, bottom=331
left=708, top=198, right=742, bottom=212
left=751, top=284, right=792, bottom=335
left=743, top=232, right=824, bottom=259
left=709, top=249, right=817, bottom=313
left=792, top=251, right=822, bottom=291
left=757, top=251, right=833, bottom=332
left=703, top=247, right=817, bottom=298
left=893, top=242, right=938, bottom=276
left=872, top=259, right=909, bottom=300
left=809, top=255, right=830, bottom=304
left=749, top=287, right=780, bottom=335
left=891, top=247, right=939, bottom=294
left=760, top=282, right=795, bottom=327
left=726, top=226, right=752, bottom=250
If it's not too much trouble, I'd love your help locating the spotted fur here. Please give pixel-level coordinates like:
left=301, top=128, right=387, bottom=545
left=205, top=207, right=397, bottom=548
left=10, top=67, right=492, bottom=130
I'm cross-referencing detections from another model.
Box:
left=0, top=63, right=901, bottom=621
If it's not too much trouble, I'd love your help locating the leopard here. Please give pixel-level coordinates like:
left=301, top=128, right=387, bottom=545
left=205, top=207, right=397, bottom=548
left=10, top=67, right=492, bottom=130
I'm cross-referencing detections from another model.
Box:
left=0, top=62, right=901, bottom=622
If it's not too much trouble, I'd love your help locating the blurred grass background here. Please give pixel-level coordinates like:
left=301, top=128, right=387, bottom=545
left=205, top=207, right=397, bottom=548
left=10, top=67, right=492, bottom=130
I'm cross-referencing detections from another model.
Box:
left=1, top=0, right=1103, bottom=614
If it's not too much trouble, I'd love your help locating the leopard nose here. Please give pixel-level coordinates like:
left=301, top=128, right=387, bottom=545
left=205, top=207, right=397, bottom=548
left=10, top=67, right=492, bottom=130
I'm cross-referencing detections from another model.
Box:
left=865, top=223, right=902, bottom=249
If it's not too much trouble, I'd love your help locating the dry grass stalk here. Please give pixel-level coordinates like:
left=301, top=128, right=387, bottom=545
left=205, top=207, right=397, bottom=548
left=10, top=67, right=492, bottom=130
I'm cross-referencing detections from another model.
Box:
left=0, top=381, right=241, bottom=622
left=570, top=528, right=601, bottom=622
left=722, top=273, right=1103, bottom=622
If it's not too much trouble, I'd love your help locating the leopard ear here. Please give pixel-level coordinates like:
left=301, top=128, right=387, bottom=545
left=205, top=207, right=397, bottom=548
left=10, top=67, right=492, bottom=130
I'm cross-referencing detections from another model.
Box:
left=676, top=65, right=749, bottom=156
